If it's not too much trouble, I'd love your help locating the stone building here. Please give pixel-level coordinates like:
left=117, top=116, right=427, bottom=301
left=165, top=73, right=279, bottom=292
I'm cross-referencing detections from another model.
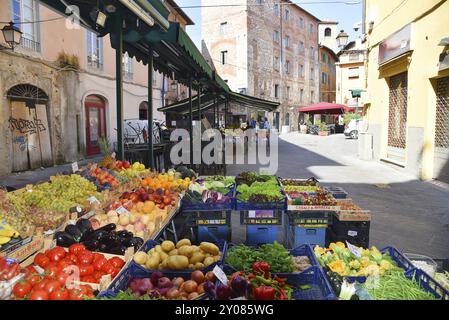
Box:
left=201, top=0, right=320, bottom=132
left=318, top=21, right=338, bottom=105
left=0, top=0, right=192, bottom=175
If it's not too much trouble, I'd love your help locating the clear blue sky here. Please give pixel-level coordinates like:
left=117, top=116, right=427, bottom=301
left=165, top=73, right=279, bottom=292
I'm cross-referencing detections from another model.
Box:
left=176, top=0, right=363, bottom=49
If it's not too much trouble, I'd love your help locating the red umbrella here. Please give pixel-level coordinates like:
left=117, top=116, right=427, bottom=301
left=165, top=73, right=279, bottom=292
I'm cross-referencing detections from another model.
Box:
left=299, top=102, right=355, bottom=115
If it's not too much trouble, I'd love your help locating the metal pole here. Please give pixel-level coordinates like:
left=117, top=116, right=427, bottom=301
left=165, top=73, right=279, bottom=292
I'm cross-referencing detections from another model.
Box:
left=197, top=86, right=202, bottom=124
left=148, top=48, right=154, bottom=170
left=115, top=14, right=124, bottom=161
left=224, top=98, right=228, bottom=128
left=189, top=78, right=193, bottom=166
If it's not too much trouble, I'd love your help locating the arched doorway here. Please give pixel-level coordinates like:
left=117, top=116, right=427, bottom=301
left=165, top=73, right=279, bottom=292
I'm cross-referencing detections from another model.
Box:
left=85, top=95, right=107, bottom=156
left=7, top=84, right=52, bottom=171
left=139, top=101, right=148, bottom=120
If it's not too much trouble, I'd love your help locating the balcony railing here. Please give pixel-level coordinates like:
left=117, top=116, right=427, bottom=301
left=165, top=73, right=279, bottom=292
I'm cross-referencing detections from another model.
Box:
left=20, top=37, right=40, bottom=52
left=87, top=56, right=103, bottom=70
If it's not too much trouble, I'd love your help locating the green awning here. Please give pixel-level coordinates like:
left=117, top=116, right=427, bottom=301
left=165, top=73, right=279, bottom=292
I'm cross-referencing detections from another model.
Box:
left=351, top=89, right=364, bottom=98
left=214, top=73, right=230, bottom=93
left=229, top=92, right=280, bottom=112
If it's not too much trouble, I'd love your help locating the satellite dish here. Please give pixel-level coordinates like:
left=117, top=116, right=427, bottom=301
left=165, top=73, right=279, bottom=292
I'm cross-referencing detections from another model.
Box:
left=353, top=21, right=362, bottom=32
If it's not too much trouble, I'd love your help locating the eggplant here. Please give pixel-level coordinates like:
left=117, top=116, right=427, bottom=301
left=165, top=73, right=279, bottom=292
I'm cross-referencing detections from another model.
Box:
left=84, top=239, right=100, bottom=251
left=96, top=223, right=117, bottom=233
left=64, top=224, right=82, bottom=242
left=115, top=230, right=133, bottom=239
left=84, top=229, right=109, bottom=242
left=54, top=231, right=76, bottom=247
left=100, top=234, right=121, bottom=249
left=76, top=219, right=93, bottom=235
left=108, top=245, right=127, bottom=255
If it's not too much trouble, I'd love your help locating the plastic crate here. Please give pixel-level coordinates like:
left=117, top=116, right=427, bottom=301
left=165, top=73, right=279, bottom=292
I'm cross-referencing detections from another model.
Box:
left=246, top=225, right=279, bottom=246
left=286, top=210, right=330, bottom=226
left=405, top=268, right=449, bottom=300
left=128, top=239, right=228, bottom=275
left=98, top=269, right=208, bottom=299
left=181, top=193, right=234, bottom=212
left=326, top=228, right=369, bottom=249
left=285, top=266, right=337, bottom=300
left=234, top=188, right=287, bottom=211
left=329, top=219, right=370, bottom=243
left=286, top=225, right=326, bottom=249
left=186, top=211, right=232, bottom=226
left=197, top=226, right=232, bottom=243
left=324, top=187, right=348, bottom=199
left=240, top=210, right=283, bottom=225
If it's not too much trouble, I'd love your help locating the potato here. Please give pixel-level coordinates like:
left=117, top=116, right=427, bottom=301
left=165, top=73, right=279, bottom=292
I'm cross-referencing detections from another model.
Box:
left=189, top=252, right=206, bottom=265
left=194, top=262, right=204, bottom=270
left=204, top=253, right=212, bottom=258
left=200, top=242, right=219, bottom=255
left=176, top=239, right=191, bottom=249
left=155, top=245, right=163, bottom=254
left=167, top=255, right=189, bottom=270
left=168, top=249, right=179, bottom=256
left=203, top=257, right=215, bottom=267
left=145, top=256, right=160, bottom=269
left=161, top=240, right=175, bottom=252
left=147, top=248, right=155, bottom=255
left=159, top=251, right=168, bottom=261
left=188, top=264, right=195, bottom=270
left=190, top=245, right=200, bottom=253
left=133, top=252, right=147, bottom=265
left=160, top=259, right=168, bottom=270
left=151, top=252, right=161, bottom=264
left=178, top=245, right=194, bottom=257
left=213, top=255, right=221, bottom=263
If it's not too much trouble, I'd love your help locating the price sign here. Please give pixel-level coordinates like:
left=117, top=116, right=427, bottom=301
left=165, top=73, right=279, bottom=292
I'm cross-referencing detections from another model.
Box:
left=72, top=162, right=79, bottom=173
left=111, top=152, right=116, bottom=159
left=213, top=265, right=228, bottom=286
left=348, top=230, right=358, bottom=237
left=116, top=206, right=130, bottom=215
left=346, top=241, right=362, bottom=258
left=91, top=163, right=98, bottom=170
left=88, top=196, right=100, bottom=205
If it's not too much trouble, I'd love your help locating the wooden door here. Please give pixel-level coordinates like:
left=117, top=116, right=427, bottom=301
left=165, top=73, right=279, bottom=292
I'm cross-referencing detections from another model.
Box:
left=9, top=101, right=30, bottom=171
left=85, top=96, right=107, bottom=156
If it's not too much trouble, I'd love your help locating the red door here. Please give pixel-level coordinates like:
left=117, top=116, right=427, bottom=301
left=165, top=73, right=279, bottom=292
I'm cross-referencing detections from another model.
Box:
left=85, top=95, right=107, bottom=156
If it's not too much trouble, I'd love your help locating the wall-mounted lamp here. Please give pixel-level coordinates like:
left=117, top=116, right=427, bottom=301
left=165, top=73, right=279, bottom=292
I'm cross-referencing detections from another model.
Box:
left=1, top=22, right=22, bottom=51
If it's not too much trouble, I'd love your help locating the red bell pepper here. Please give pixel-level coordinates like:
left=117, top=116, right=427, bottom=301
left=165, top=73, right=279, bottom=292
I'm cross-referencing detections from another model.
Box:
left=252, top=262, right=270, bottom=279
left=253, top=286, right=276, bottom=300
left=279, top=288, right=289, bottom=300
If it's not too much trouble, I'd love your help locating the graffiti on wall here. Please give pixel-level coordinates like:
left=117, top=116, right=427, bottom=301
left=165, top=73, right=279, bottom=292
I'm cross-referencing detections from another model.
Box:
left=8, top=117, right=46, bottom=135
left=12, top=136, right=37, bottom=152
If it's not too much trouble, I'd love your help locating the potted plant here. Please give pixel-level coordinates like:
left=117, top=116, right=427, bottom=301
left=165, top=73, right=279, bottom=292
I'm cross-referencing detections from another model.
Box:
left=316, top=121, right=329, bottom=136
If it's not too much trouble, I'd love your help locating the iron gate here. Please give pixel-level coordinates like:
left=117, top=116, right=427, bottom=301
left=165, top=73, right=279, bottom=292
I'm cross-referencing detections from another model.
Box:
left=434, top=76, right=449, bottom=182
left=388, top=72, right=408, bottom=150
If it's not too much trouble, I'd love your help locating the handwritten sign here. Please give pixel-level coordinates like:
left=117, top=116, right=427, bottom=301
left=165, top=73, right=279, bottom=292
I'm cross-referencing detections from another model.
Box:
left=88, top=196, right=100, bottom=205
left=72, top=162, right=79, bottom=173
left=116, top=206, right=130, bottom=215
left=346, top=241, right=361, bottom=258
left=111, top=152, right=116, bottom=159
left=213, top=265, right=228, bottom=286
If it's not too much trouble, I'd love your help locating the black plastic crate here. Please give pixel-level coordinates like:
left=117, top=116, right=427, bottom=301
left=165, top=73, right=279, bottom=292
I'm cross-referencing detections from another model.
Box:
left=240, top=210, right=283, bottom=225
left=330, top=219, right=370, bottom=238
left=324, top=187, right=348, bottom=199
left=326, top=227, right=370, bottom=249
left=187, top=210, right=232, bottom=226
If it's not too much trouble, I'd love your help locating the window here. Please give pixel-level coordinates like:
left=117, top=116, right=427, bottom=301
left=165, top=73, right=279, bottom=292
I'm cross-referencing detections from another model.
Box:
left=324, top=27, right=332, bottom=37
left=220, top=22, right=227, bottom=35
left=287, top=86, right=291, bottom=99
left=309, top=23, right=314, bottom=35
left=274, top=84, right=279, bottom=99
left=348, top=67, right=360, bottom=78
left=256, top=0, right=263, bottom=4
left=87, top=31, right=103, bottom=69
left=310, top=67, right=315, bottom=80
left=311, top=90, right=315, bottom=102
left=300, top=89, right=304, bottom=102
left=285, top=35, right=290, bottom=48
left=299, top=17, right=304, bottom=29
left=299, top=64, right=304, bottom=78
left=309, top=47, right=315, bottom=60
left=221, top=50, right=228, bottom=65
left=284, top=9, right=290, bottom=21
left=123, top=53, right=133, bottom=80
left=299, top=41, right=305, bottom=54
left=273, top=56, right=279, bottom=70
left=285, top=60, right=291, bottom=74
left=274, top=4, right=279, bottom=15
left=139, top=102, right=148, bottom=120
left=321, top=72, right=328, bottom=84
left=274, top=30, right=280, bottom=42
left=12, top=0, right=40, bottom=51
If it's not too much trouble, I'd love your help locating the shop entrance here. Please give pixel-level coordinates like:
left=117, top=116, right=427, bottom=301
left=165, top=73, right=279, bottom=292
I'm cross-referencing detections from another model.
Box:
left=387, top=72, right=408, bottom=164
left=7, top=84, right=52, bottom=172
left=434, top=76, right=449, bottom=183
left=85, top=95, right=107, bottom=156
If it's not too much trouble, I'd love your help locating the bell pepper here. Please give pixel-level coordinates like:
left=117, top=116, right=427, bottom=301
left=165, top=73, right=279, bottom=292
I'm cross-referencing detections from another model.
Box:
left=252, top=262, right=270, bottom=279
left=253, top=286, right=276, bottom=300
left=279, top=288, right=289, bottom=300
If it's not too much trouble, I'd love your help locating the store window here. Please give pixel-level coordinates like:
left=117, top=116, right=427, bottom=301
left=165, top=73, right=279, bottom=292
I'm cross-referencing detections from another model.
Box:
left=123, top=52, right=133, bottom=80
left=12, top=0, right=40, bottom=51
left=87, top=31, right=103, bottom=69
left=220, top=22, right=227, bottom=35
left=388, top=72, right=408, bottom=150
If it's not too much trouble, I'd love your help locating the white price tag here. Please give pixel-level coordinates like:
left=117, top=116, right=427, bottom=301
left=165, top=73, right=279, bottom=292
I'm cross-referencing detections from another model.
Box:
left=88, top=196, right=100, bottom=205
left=76, top=206, right=83, bottom=213
left=346, top=241, right=362, bottom=258
left=27, top=189, right=33, bottom=193
left=111, top=152, right=116, bottom=159
left=116, top=206, right=130, bottom=215
left=348, top=230, right=358, bottom=237
left=91, top=163, right=98, bottom=170
left=171, top=121, right=177, bottom=126
left=72, top=162, right=79, bottom=173
left=248, top=211, right=256, bottom=218
left=213, top=265, right=228, bottom=286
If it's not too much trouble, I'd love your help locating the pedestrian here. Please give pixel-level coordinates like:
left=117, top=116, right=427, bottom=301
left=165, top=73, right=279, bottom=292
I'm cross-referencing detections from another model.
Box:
left=251, top=118, right=257, bottom=129
left=263, top=117, right=271, bottom=141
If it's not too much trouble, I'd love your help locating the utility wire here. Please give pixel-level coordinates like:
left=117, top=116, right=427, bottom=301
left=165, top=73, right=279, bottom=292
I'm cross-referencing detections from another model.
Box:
left=0, top=16, right=67, bottom=25
left=174, top=1, right=361, bottom=9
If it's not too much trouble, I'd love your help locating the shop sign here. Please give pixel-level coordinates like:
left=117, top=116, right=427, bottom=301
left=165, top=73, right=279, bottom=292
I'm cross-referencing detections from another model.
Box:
left=379, top=24, right=411, bottom=65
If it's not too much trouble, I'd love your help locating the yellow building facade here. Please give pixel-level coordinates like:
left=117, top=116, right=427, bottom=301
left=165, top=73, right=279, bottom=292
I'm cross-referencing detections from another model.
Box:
left=362, top=0, right=449, bottom=182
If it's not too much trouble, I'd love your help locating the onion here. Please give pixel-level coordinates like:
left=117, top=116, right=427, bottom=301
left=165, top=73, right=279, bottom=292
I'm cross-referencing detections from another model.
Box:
left=205, top=271, right=217, bottom=282
left=159, top=287, right=170, bottom=296
left=166, top=288, right=180, bottom=299
left=157, top=277, right=172, bottom=289
left=197, top=282, right=205, bottom=294
left=183, top=280, right=198, bottom=293
left=150, top=272, right=164, bottom=286
left=172, top=277, right=184, bottom=288
left=188, top=292, right=199, bottom=300
left=191, top=271, right=205, bottom=284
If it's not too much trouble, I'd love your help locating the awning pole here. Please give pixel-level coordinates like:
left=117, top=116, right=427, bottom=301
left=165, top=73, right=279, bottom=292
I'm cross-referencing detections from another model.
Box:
left=197, top=86, right=202, bottom=124
left=214, top=95, right=217, bottom=127
left=148, top=47, right=154, bottom=170
left=189, top=78, right=193, bottom=166
left=224, top=98, right=228, bottom=128
left=115, top=13, right=124, bottom=161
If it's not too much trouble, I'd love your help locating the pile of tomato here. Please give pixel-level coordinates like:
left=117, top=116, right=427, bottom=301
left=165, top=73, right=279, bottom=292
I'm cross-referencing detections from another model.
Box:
left=12, top=244, right=125, bottom=300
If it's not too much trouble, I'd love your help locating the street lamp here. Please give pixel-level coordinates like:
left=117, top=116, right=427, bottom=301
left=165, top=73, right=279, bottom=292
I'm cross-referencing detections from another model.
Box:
left=336, top=30, right=349, bottom=48
left=1, top=22, right=22, bottom=50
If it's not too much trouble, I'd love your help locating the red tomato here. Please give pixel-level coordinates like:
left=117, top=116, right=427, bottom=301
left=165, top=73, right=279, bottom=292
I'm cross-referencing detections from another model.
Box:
left=45, top=265, right=61, bottom=278
left=53, top=247, right=66, bottom=260
left=69, top=244, right=86, bottom=256
left=55, top=270, right=70, bottom=286
left=13, top=281, right=33, bottom=299
left=29, top=289, right=49, bottom=300
left=111, top=267, right=121, bottom=279
left=33, top=279, right=49, bottom=291
left=49, top=287, right=69, bottom=300
left=66, top=253, right=78, bottom=263
left=79, top=264, right=94, bottom=277
left=68, top=288, right=85, bottom=301
left=26, top=274, right=42, bottom=287
left=81, top=275, right=97, bottom=284
left=92, top=253, right=104, bottom=262
left=44, top=280, right=62, bottom=294
left=34, top=253, right=50, bottom=269
left=79, top=285, right=94, bottom=296
left=77, top=251, right=94, bottom=265
left=109, top=257, right=125, bottom=269
left=93, top=257, right=107, bottom=271
left=92, top=271, right=104, bottom=281
left=57, top=258, right=74, bottom=270
left=46, top=247, right=65, bottom=262
left=101, top=262, right=115, bottom=275
left=24, top=265, right=37, bottom=276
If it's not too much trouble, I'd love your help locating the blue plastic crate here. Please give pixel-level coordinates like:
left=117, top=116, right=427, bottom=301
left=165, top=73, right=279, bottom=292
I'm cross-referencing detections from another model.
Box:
left=246, top=225, right=279, bottom=246
left=185, top=211, right=232, bottom=227
left=405, top=268, right=449, bottom=300
left=286, top=225, right=326, bottom=249
left=198, top=226, right=231, bottom=243
left=127, top=239, right=228, bottom=275
left=240, top=210, right=283, bottom=225
left=98, top=268, right=208, bottom=299
left=233, top=189, right=287, bottom=211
